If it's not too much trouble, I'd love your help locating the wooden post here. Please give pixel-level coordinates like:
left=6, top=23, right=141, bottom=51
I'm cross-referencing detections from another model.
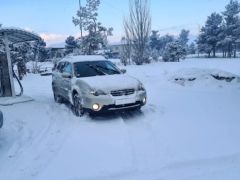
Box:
left=1, top=33, right=16, bottom=97
left=0, top=54, right=12, bottom=96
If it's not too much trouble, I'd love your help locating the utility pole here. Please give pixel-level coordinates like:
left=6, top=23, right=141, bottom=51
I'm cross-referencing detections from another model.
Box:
left=79, top=0, right=83, bottom=38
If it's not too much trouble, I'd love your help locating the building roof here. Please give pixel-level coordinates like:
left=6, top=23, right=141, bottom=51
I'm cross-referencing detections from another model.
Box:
left=0, top=27, right=42, bottom=44
left=60, top=55, right=107, bottom=63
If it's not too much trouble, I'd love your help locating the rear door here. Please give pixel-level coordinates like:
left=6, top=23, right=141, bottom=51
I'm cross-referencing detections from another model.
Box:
left=53, top=62, right=65, bottom=96
left=61, top=62, right=73, bottom=100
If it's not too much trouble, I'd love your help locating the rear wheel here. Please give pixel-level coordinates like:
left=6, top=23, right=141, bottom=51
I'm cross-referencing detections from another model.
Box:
left=73, top=94, right=84, bottom=117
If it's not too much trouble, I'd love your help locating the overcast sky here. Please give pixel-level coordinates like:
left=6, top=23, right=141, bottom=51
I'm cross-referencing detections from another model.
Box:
left=0, top=0, right=230, bottom=46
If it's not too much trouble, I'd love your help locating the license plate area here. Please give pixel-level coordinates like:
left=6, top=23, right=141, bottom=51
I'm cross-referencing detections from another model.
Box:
left=115, top=98, right=136, bottom=105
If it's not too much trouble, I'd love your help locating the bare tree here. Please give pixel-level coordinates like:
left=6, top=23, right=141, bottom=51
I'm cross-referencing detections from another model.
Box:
left=123, top=0, right=151, bottom=65
left=120, top=27, right=132, bottom=66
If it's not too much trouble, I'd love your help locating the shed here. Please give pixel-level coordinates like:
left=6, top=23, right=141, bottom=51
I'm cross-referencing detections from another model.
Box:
left=0, top=27, right=42, bottom=97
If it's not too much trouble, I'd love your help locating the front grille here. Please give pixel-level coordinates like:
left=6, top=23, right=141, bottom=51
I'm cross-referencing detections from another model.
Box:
left=102, top=101, right=142, bottom=111
left=111, top=89, right=135, bottom=97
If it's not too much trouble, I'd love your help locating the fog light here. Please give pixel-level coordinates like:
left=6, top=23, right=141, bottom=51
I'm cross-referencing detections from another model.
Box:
left=92, top=103, right=101, bottom=111
left=142, top=97, right=147, bottom=104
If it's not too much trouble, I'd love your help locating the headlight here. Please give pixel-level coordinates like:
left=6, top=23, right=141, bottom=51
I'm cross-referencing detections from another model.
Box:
left=90, top=89, right=107, bottom=96
left=92, top=103, right=102, bottom=111
left=142, top=97, right=147, bottom=105
left=138, top=83, right=145, bottom=91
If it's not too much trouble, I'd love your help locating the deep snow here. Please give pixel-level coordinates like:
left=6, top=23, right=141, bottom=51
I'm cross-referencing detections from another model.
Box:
left=0, top=58, right=240, bottom=180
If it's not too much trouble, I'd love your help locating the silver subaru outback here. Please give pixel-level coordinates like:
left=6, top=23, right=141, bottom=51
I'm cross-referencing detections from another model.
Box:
left=52, top=56, right=147, bottom=116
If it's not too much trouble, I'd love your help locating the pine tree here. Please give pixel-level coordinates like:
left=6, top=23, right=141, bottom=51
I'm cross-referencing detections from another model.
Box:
left=178, top=29, right=189, bottom=47
left=222, top=0, right=240, bottom=58
left=0, top=25, right=3, bottom=53
left=158, top=35, right=174, bottom=55
left=37, top=41, right=48, bottom=62
left=188, top=42, right=196, bottom=55
left=197, top=13, right=223, bottom=57
left=162, top=41, right=187, bottom=62
left=73, top=0, right=113, bottom=55
left=149, top=31, right=160, bottom=60
left=149, top=31, right=160, bottom=50
left=197, top=27, right=212, bottom=57
left=65, top=36, right=78, bottom=54
left=207, top=13, right=223, bottom=57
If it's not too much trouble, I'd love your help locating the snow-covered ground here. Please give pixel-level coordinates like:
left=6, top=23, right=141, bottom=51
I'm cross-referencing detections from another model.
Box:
left=0, top=58, right=240, bottom=180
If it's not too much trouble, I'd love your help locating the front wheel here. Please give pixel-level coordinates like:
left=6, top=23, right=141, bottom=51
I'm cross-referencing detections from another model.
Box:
left=73, top=94, right=84, bottom=117
left=53, top=88, right=63, bottom=103
left=0, top=111, right=3, bottom=128
left=131, top=106, right=142, bottom=112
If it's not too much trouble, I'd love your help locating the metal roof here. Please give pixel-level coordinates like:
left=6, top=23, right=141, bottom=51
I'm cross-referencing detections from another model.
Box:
left=0, top=27, right=42, bottom=44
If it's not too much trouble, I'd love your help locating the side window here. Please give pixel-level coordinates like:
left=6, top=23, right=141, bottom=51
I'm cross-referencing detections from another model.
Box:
left=57, top=62, right=65, bottom=73
left=63, top=63, right=72, bottom=74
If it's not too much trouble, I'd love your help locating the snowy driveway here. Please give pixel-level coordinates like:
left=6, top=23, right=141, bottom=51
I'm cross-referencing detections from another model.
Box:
left=0, top=59, right=240, bottom=180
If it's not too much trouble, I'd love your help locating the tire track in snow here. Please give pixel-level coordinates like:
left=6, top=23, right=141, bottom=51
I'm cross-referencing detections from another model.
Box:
left=119, top=109, right=163, bottom=173
left=0, top=101, right=78, bottom=180
left=23, top=102, right=83, bottom=179
left=82, top=152, right=240, bottom=180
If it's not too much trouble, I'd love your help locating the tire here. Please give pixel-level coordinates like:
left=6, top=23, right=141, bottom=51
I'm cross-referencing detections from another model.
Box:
left=131, top=106, right=142, bottom=112
left=53, top=87, right=63, bottom=103
left=73, top=94, right=84, bottom=117
left=0, top=111, right=3, bottom=129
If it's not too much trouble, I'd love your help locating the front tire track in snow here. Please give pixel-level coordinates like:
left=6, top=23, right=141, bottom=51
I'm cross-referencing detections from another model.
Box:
left=0, top=101, right=76, bottom=180
left=119, top=110, right=162, bottom=173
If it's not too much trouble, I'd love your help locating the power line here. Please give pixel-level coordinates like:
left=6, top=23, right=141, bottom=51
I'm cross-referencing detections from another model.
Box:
left=101, top=0, right=124, bottom=15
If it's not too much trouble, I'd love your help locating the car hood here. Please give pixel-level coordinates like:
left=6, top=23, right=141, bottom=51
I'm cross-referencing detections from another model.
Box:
left=78, top=74, right=140, bottom=92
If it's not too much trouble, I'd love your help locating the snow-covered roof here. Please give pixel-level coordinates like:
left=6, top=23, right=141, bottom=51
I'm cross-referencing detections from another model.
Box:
left=108, top=42, right=123, bottom=46
left=0, top=27, right=42, bottom=44
left=47, top=42, right=65, bottom=48
left=60, top=55, right=107, bottom=63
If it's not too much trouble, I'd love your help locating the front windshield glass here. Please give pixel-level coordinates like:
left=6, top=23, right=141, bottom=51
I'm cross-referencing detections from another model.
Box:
left=74, top=61, right=121, bottom=78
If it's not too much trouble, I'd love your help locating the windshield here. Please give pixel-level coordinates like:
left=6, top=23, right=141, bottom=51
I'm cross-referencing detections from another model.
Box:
left=73, top=61, right=121, bottom=78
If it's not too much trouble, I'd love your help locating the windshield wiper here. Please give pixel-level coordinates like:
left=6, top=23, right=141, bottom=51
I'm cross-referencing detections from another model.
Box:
left=95, top=65, right=120, bottom=74
left=87, top=64, right=107, bottom=75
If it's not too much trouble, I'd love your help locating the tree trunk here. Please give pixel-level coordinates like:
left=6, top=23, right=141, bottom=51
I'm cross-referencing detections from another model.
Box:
left=213, top=47, right=216, bottom=58
left=234, top=44, right=237, bottom=58
left=227, top=44, right=232, bottom=58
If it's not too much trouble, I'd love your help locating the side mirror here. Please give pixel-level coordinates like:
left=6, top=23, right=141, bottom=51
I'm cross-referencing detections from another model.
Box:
left=121, top=69, right=127, bottom=74
left=62, top=72, right=72, bottom=79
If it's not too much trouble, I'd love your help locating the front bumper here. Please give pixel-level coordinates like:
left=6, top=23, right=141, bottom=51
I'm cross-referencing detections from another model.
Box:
left=82, top=90, right=147, bottom=112
left=101, top=101, right=143, bottom=112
